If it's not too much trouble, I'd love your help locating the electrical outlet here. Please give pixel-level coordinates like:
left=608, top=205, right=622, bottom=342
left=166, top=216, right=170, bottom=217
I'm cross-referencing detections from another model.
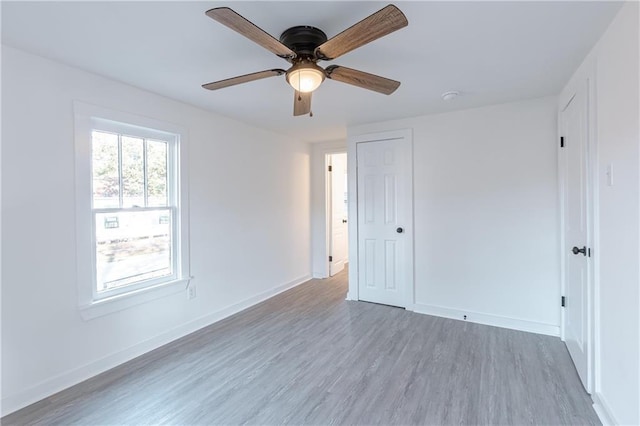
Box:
left=188, top=284, right=196, bottom=299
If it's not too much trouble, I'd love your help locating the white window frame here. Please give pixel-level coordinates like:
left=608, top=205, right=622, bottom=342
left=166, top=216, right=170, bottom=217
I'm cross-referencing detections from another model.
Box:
left=74, top=101, right=191, bottom=320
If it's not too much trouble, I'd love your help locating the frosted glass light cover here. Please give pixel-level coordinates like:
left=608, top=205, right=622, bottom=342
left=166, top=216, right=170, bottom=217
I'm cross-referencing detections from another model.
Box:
left=287, top=67, right=325, bottom=93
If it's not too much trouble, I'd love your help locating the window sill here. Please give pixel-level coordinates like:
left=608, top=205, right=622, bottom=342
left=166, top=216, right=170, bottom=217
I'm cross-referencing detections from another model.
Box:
left=79, top=277, right=191, bottom=321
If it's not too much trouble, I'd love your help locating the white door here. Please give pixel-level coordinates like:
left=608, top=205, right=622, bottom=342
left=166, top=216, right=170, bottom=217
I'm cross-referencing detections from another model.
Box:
left=329, top=153, right=348, bottom=276
left=561, top=86, right=590, bottom=391
left=356, top=138, right=412, bottom=308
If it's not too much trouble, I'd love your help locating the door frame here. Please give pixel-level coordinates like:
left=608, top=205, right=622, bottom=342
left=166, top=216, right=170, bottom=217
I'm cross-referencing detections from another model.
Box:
left=326, top=152, right=348, bottom=276
left=347, top=129, right=414, bottom=307
left=558, top=65, right=598, bottom=394
left=311, top=141, right=347, bottom=279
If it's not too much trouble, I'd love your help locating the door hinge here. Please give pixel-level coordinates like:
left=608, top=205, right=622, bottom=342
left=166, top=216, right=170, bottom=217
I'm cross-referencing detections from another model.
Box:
left=561, top=296, right=566, bottom=307
left=328, top=165, right=332, bottom=172
left=560, top=136, right=565, bottom=148
left=329, top=256, right=333, bottom=262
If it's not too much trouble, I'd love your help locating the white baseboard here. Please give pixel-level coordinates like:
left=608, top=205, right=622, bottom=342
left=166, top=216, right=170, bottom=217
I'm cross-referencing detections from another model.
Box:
left=412, top=303, right=560, bottom=337
left=1, top=274, right=311, bottom=417
left=592, top=392, right=618, bottom=426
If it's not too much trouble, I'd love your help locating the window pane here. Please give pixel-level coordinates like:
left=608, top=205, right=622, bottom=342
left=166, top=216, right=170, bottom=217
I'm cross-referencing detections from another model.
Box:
left=147, top=140, right=168, bottom=207
left=121, top=136, right=145, bottom=208
left=92, top=131, right=119, bottom=208
left=95, top=210, right=173, bottom=292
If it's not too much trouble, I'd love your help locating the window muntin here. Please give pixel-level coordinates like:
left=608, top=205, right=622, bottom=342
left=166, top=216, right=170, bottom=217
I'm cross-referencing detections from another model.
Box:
left=90, top=129, right=176, bottom=298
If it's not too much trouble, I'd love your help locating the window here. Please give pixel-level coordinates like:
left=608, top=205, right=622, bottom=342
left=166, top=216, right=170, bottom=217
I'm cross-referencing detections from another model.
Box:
left=75, top=102, right=190, bottom=319
left=92, top=130, right=175, bottom=295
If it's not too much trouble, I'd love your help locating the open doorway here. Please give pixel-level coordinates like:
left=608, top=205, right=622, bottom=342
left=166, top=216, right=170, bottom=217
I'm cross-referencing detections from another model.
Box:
left=327, top=153, right=348, bottom=276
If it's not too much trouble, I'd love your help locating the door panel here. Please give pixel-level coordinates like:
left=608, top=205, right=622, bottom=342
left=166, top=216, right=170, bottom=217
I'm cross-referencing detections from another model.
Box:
left=562, top=85, right=590, bottom=391
left=384, top=175, right=396, bottom=223
left=384, top=240, right=396, bottom=289
left=356, top=138, right=412, bottom=308
left=365, top=239, right=376, bottom=286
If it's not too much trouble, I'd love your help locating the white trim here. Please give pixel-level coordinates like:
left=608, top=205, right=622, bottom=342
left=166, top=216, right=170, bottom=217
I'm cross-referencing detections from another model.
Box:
left=347, top=129, right=414, bottom=308
left=73, top=101, right=191, bottom=320
left=592, top=393, right=618, bottom=426
left=588, top=63, right=602, bottom=403
left=75, top=102, right=187, bottom=137
left=413, top=303, right=560, bottom=337
left=325, top=153, right=333, bottom=278
left=1, top=274, right=311, bottom=417
left=79, top=277, right=190, bottom=320
left=90, top=117, right=178, bottom=141
left=347, top=138, right=359, bottom=300
left=557, top=104, right=566, bottom=342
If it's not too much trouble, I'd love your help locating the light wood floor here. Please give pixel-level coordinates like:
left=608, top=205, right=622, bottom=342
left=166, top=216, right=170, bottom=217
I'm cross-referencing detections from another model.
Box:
left=4, top=267, right=599, bottom=425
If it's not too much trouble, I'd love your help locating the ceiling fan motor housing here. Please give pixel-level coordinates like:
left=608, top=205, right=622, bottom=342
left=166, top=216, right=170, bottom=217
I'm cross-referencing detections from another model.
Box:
left=279, top=26, right=328, bottom=58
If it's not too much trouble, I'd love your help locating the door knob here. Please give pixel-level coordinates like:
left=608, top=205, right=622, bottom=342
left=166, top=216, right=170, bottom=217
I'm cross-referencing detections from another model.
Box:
left=396, top=227, right=404, bottom=233
left=572, top=246, right=586, bottom=256
left=342, top=219, right=347, bottom=223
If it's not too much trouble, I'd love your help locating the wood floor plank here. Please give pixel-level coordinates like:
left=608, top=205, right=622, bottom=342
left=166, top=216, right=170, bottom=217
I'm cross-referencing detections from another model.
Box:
left=3, top=267, right=599, bottom=425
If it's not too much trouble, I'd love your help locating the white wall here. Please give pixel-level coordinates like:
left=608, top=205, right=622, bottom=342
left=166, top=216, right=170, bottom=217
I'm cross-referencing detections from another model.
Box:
left=594, top=5, right=640, bottom=424
left=347, top=96, right=560, bottom=335
left=561, top=3, right=640, bottom=424
left=310, top=140, right=346, bottom=278
left=1, top=46, right=311, bottom=415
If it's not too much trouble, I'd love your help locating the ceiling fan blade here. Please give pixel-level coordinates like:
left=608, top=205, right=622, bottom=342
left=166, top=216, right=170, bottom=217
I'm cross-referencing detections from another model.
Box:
left=294, top=91, right=312, bottom=116
left=205, top=7, right=296, bottom=59
left=314, top=4, right=407, bottom=61
left=325, top=65, right=400, bottom=95
left=202, top=69, right=286, bottom=90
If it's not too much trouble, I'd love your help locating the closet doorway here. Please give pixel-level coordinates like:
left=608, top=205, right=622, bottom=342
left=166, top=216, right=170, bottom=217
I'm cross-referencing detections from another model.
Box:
left=327, top=153, right=348, bottom=276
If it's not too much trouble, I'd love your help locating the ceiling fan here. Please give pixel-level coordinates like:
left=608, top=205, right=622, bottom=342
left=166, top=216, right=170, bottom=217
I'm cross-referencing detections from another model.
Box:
left=202, top=4, right=408, bottom=116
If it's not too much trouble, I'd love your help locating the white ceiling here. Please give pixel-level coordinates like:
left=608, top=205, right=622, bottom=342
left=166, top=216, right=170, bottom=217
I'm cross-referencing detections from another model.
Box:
left=1, top=1, right=622, bottom=142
